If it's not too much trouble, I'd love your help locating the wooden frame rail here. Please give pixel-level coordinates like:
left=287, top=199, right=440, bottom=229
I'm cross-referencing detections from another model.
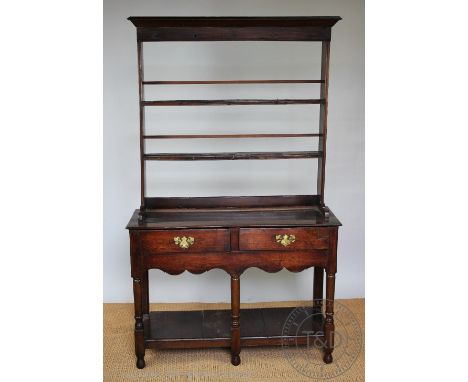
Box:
left=143, top=151, right=322, bottom=161
left=144, top=195, right=321, bottom=209
left=143, top=80, right=323, bottom=85
left=141, top=99, right=324, bottom=107
left=143, top=133, right=322, bottom=139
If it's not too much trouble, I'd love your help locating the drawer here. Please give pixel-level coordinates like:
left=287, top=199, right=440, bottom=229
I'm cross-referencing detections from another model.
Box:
left=239, top=227, right=329, bottom=251
left=140, top=229, right=230, bottom=253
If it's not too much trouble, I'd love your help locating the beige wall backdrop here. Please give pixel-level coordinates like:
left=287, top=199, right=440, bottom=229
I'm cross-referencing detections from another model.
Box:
left=104, top=0, right=364, bottom=302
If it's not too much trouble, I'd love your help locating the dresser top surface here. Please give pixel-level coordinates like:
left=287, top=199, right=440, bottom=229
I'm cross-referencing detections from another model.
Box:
left=128, top=16, right=342, bottom=29
left=127, top=206, right=341, bottom=230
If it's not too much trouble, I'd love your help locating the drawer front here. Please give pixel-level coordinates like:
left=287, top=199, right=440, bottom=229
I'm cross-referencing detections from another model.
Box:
left=140, top=229, right=230, bottom=254
left=239, top=227, right=329, bottom=251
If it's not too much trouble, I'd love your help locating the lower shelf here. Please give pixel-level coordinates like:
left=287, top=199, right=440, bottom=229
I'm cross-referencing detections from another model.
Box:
left=143, top=307, right=324, bottom=349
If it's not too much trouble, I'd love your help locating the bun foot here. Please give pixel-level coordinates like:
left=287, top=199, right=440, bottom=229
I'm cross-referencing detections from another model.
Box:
left=231, top=354, right=241, bottom=366
left=136, top=357, right=145, bottom=369
left=323, top=353, right=333, bottom=364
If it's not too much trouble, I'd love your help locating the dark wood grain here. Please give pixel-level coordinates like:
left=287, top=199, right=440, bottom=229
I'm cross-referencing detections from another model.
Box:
left=128, top=207, right=341, bottom=230
left=139, top=229, right=230, bottom=254
left=142, top=99, right=324, bottom=106
left=230, top=275, right=241, bottom=365
left=313, top=267, right=324, bottom=313
left=239, top=227, right=330, bottom=251
left=324, top=228, right=338, bottom=363
left=143, top=151, right=322, bottom=161
left=143, top=133, right=321, bottom=139
left=144, top=307, right=324, bottom=349
left=129, top=231, right=140, bottom=278
left=133, top=277, right=145, bottom=368
left=324, top=272, right=336, bottom=364
left=327, top=227, right=339, bottom=274
left=137, top=42, right=146, bottom=213
left=143, top=79, right=324, bottom=85
left=128, top=16, right=342, bottom=43
left=142, top=250, right=329, bottom=276
left=230, top=228, right=240, bottom=251
left=141, top=270, right=149, bottom=315
left=128, top=16, right=342, bottom=28
left=137, top=26, right=331, bottom=42
left=317, top=41, right=330, bottom=206
left=127, top=15, right=341, bottom=368
left=144, top=195, right=321, bottom=210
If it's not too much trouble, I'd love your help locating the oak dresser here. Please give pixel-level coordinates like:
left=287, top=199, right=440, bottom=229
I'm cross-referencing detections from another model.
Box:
left=126, top=16, right=342, bottom=368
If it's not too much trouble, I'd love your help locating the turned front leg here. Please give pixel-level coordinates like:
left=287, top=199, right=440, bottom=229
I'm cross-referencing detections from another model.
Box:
left=133, top=277, right=145, bottom=369
left=323, top=272, right=336, bottom=364
left=230, top=274, right=241, bottom=366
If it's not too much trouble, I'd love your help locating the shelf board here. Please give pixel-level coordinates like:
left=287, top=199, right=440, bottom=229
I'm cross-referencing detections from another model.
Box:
left=142, top=99, right=324, bottom=107
left=143, top=80, right=324, bottom=85
left=128, top=206, right=341, bottom=229
left=143, top=133, right=322, bottom=139
left=143, top=151, right=322, bottom=161
left=144, top=195, right=321, bottom=210
left=144, top=307, right=325, bottom=349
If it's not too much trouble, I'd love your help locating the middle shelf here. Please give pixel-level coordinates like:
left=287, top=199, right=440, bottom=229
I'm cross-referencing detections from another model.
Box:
left=142, top=99, right=324, bottom=106
left=143, top=133, right=322, bottom=139
left=143, top=151, right=322, bottom=161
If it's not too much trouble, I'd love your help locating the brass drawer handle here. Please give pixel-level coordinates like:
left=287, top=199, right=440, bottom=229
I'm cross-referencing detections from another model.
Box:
left=174, top=236, right=195, bottom=249
left=275, top=234, right=296, bottom=247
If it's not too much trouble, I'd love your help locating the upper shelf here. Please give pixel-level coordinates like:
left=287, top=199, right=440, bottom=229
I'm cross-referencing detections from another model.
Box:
left=128, top=16, right=342, bottom=42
